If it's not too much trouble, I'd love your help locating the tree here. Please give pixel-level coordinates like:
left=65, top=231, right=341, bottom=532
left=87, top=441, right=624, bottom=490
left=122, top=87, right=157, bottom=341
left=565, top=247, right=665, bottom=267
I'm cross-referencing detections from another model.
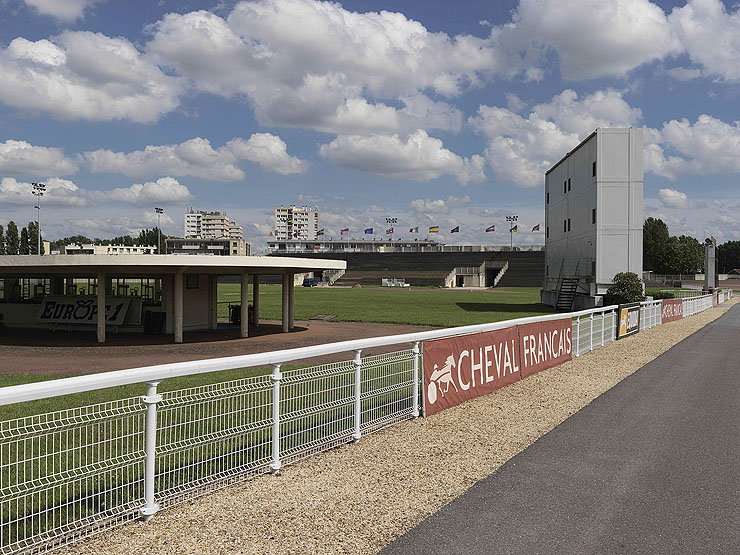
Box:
left=19, top=227, right=29, bottom=255
left=0, top=224, right=4, bottom=255
left=604, top=272, right=645, bottom=305
left=718, top=241, right=740, bottom=273
left=27, top=221, right=42, bottom=255
left=5, top=221, right=19, bottom=255
left=643, top=217, right=670, bottom=273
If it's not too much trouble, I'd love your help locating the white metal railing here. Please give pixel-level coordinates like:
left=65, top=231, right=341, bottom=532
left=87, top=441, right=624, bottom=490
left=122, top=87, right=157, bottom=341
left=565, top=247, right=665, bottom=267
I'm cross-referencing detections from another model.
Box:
left=0, top=292, right=730, bottom=553
left=659, top=289, right=700, bottom=298
left=640, top=299, right=662, bottom=330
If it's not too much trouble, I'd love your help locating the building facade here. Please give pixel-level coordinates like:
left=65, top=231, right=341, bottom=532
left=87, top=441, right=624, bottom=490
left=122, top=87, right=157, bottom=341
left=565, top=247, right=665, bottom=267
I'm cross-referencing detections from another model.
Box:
left=64, top=244, right=158, bottom=255
left=184, top=209, right=243, bottom=240
left=166, top=238, right=250, bottom=256
left=274, top=205, right=319, bottom=240
left=541, top=127, right=643, bottom=309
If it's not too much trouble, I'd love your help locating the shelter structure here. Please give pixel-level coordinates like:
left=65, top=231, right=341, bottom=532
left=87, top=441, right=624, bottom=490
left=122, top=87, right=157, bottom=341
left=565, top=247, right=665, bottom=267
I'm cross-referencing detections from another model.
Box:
left=0, top=255, right=345, bottom=344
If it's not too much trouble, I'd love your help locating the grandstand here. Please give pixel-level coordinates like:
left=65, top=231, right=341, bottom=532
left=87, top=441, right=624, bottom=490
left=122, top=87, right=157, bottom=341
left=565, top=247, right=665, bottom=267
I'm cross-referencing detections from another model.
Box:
left=270, top=251, right=544, bottom=288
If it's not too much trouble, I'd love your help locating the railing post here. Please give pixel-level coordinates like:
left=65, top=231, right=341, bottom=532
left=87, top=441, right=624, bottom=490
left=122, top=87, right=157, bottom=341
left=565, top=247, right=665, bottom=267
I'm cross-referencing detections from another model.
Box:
left=589, top=313, right=594, bottom=351
left=270, top=364, right=282, bottom=473
left=353, top=349, right=362, bottom=441
left=412, top=342, right=420, bottom=418
left=575, top=316, right=581, bottom=357
left=601, top=311, right=605, bottom=346
left=141, top=381, right=161, bottom=521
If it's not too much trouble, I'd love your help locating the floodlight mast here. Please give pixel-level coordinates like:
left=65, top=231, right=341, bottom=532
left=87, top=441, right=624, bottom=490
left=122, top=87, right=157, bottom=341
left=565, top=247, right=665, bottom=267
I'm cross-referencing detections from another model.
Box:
left=32, top=182, right=46, bottom=255
left=506, top=215, right=518, bottom=249
left=155, top=207, right=164, bottom=255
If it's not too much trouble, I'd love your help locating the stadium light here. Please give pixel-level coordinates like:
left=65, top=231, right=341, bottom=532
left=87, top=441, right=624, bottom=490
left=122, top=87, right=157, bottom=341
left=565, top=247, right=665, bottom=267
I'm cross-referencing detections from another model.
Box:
left=506, top=215, right=518, bottom=249
left=155, top=207, right=164, bottom=255
left=32, top=182, right=46, bottom=255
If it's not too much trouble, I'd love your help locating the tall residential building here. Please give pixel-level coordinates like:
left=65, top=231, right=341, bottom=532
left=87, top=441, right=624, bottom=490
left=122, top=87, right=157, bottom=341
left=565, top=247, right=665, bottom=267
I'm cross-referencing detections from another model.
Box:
left=541, top=127, right=643, bottom=310
left=274, top=205, right=319, bottom=240
left=184, top=209, right=243, bottom=240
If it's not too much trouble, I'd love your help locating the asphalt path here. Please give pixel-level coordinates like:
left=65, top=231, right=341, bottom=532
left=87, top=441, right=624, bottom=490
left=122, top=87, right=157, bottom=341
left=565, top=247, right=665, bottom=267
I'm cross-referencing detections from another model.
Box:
left=383, top=304, right=740, bottom=555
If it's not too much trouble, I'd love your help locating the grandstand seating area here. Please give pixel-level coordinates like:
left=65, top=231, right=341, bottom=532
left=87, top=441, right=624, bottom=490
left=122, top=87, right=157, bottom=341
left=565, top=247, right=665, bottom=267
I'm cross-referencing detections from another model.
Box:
left=270, top=251, right=544, bottom=288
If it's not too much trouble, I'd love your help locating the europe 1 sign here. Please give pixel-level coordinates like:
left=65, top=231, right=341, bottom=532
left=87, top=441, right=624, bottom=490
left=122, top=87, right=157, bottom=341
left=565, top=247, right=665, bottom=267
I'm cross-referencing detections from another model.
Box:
left=36, top=296, right=131, bottom=326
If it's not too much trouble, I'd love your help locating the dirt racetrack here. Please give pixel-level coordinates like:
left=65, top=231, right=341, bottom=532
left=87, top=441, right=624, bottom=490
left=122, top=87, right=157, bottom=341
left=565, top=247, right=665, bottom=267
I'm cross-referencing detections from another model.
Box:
left=0, top=320, right=430, bottom=375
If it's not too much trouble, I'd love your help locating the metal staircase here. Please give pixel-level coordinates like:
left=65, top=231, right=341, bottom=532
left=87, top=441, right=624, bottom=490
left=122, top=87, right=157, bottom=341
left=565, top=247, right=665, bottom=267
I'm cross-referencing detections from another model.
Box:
left=555, top=258, right=593, bottom=311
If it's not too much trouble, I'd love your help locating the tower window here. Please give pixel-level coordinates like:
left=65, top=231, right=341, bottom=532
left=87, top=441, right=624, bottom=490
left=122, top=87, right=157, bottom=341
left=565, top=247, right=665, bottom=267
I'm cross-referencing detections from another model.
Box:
left=592, top=161, right=596, bottom=177
left=592, top=208, right=596, bottom=224
left=568, top=218, right=571, bottom=231
left=564, top=180, right=567, bottom=194
left=563, top=220, right=567, bottom=233
left=568, top=178, right=571, bottom=191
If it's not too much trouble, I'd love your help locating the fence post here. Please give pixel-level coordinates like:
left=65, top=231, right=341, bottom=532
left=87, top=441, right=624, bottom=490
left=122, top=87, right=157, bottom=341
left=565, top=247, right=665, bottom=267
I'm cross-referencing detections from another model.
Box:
left=412, top=342, right=420, bottom=418
left=270, top=364, right=282, bottom=473
left=575, top=317, right=581, bottom=357
left=589, top=313, right=594, bottom=351
left=353, top=349, right=362, bottom=441
left=601, top=311, right=605, bottom=346
left=141, top=381, right=161, bottom=521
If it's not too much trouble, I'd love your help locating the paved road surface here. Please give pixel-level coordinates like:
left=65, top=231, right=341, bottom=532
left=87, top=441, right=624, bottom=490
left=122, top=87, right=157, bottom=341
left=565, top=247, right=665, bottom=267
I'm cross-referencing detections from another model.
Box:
left=383, top=304, right=740, bottom=554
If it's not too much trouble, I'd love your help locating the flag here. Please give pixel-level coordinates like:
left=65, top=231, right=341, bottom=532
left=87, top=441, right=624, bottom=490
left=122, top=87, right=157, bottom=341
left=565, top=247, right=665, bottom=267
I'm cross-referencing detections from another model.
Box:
left=386, top=227, right=394, bottom=234
left=269, top=231, right=274, bottom=236
left=485, top=225, right=495, bottom=232
left=429, top=226, right=439, bottom=233
left=450, top=226, right=459, bottom=233
left=340, top=228, right=349, bottom=235
left=364, top=228, right=373, bottom=234
left=531, top=224, right=540, bottom=232
left=510, top=225, right=518, bottom=232
left=317, top=229, right=324, bottom=236
left=409, top=227, right=418, bottom=233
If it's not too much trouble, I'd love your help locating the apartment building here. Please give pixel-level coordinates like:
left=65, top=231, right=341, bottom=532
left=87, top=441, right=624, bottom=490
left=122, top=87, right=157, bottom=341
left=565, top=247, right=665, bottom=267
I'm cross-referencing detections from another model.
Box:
left=64, top=244, right=158, bottom=255
left=184, top=209, right=243, bottom=240
left=274, top=205, right=319, bottom=241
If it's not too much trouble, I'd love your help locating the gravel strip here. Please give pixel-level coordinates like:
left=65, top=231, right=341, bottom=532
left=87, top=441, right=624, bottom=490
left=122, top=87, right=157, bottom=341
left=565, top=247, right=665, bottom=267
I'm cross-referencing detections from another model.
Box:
left=68, top=300, right=736, bottom=555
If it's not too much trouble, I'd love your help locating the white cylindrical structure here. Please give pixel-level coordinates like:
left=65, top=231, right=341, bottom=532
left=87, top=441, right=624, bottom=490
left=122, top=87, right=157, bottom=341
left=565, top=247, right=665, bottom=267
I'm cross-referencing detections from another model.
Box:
left=269, top=364, right=282, bottom=473
left=240, top=273, right=249, bottom=338
left=412, top=341, right=420, bottom=418
left=174, top=272, right=183, bottom=344
left=97, top=271, right=105, bottom=344
left=252, top=275, right=260, bottom=327
left=281, top=274, right=289, bottom=333
left=141, top=381, right=161, bottom=521
left=353, top=349, right=362, bottom=441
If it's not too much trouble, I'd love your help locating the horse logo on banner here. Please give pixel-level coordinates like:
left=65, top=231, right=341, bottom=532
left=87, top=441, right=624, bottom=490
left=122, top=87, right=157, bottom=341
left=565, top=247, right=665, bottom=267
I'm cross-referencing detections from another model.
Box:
left=427, top=354, right=458, bottom=404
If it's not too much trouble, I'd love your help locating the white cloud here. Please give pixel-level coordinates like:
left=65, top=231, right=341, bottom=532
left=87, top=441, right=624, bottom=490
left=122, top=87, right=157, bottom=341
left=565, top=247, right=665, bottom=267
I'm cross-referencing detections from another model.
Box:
left=647, top=115, right=740, bottom=179
left=84, top=134, right=307, bottom=180
left=668, top=0, right=740, bottom=82
left=69, top=213, right=177, bottom=237
left=100, top=177, right=193, bottom=205
left=0, top=32, right=180, bottom=122
left=470, top=88, right=642, bottom=187
left=658, top=188, right=688, bottom=209
left=409, top=195, right=470, bottom=214
left=0, top=177, right=87, bottom=206
left=0, top=140, right=78, bottom=176
left=226, top=133, right=309, bottom=175
left=319, top=130, right=486, bottom=184
left=23, top=0, right=96, bottom=21
left=494, top=0, right=679, bottom=80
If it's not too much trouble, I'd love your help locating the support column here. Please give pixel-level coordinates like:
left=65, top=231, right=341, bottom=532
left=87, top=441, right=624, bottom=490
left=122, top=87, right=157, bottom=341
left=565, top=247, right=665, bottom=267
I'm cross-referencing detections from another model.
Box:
left=174, top=271, right=183, bottom=344
left=252, top=275, right=260, bottom=327
left=240, top=272, right=249, bottom=338
left=163, top=275, right=174, bottom=334
left=281, top=273, right=289, bottom=333
left=97, top=271, right=106, bottom=344
left=209, top=275, right=218, bottom=331
left=288, top=273, right=294, bottom=331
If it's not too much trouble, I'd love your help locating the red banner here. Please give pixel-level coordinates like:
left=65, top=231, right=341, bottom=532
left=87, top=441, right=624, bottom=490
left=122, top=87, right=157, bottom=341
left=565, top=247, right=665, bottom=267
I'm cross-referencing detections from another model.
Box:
left=518, top=319, right=573, bottom=379
left=661, top=299, right=683, bottom=323
left=423, top=327, right=520, bottom=416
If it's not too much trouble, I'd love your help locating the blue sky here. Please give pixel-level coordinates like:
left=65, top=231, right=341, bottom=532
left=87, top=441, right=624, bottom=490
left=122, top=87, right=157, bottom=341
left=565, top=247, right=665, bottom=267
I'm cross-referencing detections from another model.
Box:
left=1, top=0, right=739, bottom=250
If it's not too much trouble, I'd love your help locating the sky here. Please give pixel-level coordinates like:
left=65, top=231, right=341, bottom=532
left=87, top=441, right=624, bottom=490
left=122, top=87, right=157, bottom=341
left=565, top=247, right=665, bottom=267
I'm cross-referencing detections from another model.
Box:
left=0, top=0, right=739, bottom=251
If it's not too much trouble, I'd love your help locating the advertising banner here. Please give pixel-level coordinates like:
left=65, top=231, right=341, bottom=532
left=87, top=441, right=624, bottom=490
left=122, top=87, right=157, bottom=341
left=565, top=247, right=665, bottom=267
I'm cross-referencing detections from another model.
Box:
left=518, top=318, right=573, bottom=379
left=423, top=327, right=519, bottom=416
left=37, top=296, right=131, bottom=325
left=661, top=299, right=683, bottom=323
left=616, top=303, right=640, bottom=339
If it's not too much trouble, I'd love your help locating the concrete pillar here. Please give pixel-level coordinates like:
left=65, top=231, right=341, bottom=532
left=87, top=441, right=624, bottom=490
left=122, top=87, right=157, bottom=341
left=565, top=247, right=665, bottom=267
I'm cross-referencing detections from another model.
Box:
left=282, top=273, right=289, bottom=333
left=163, top=275, right=174, bottom=334
left=209, top=275, right=218, bottom=331
left=240, top=272, right=249, bottom=338
left=252, top=275, right=260, bottom=327
left=288, top=272, right=294, bottom=331
left=97, top=272, right=106, bottom=344
left=50, top=277, right=64, bottom=295
left=174, top=271, right=184, bottom=344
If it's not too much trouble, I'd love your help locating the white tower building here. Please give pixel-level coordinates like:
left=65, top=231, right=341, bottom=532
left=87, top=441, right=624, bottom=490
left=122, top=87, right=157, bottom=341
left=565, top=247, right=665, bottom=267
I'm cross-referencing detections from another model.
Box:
left=541, top=128, right=644, bottom=310
left=275, top=205, right=319, bottom=240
